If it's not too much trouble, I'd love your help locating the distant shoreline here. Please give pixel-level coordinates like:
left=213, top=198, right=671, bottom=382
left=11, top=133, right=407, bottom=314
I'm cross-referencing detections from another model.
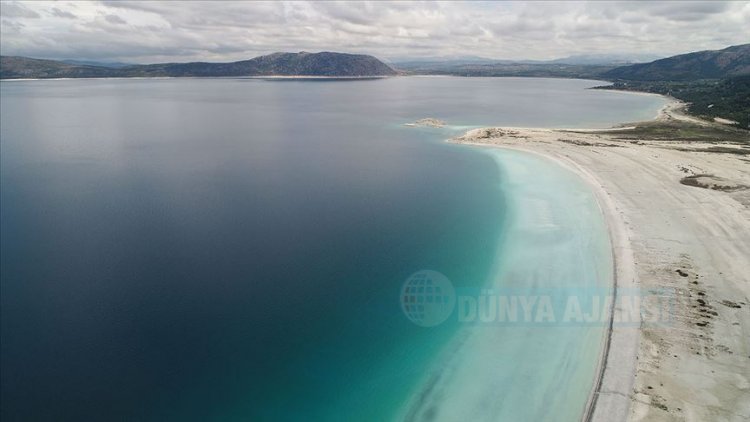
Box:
left=0, top=75, right=393, bottom=82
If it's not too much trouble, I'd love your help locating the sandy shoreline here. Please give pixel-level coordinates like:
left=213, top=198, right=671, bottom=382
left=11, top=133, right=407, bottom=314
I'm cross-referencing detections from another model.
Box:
left=451, top=104, right=750, bottom=421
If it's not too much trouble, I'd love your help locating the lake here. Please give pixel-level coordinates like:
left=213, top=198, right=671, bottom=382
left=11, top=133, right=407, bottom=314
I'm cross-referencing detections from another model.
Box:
left=0, top=77, right=666, bottom=421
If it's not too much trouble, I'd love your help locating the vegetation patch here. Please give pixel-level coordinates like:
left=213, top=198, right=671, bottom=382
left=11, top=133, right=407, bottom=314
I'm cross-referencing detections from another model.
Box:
left=680, top=174, right=749, bottom=192
left=596, top=75, right=750, bottom=130
left=557, top=138, right=624, bottom=147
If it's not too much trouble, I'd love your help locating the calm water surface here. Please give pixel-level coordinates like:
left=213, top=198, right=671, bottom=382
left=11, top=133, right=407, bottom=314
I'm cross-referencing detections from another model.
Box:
left=0, top=77, right=665, bottom=421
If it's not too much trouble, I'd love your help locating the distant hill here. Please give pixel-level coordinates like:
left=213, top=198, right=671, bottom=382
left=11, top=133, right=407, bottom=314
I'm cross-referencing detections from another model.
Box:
left=0, top=52, right=397, bottom=79
left=392, top=53, right=659, bottom=75
left=388, top=55, right=499, bottom=66
left=393, top=61, right=613, bottom=79
left=603, top=44, right=750, bottom=81
left=393, top=44, right=748, bottom=81
left=62, top=59, right=133, bottom=68
left=549, top=53, right=661, bottom=66
left=0, top=56, right=119, bottom=79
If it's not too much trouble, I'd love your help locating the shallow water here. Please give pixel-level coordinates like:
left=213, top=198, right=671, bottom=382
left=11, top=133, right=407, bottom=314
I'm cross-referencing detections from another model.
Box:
left=0, top=77, right=664, bottom=420
left=401, top=149, right=613, bottom=421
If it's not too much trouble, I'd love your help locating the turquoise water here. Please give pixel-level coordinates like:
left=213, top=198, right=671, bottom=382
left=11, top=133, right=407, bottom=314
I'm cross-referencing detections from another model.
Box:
left=1, top=77, right=664, bottom=421
left=401, top=149, right=613, bottom=421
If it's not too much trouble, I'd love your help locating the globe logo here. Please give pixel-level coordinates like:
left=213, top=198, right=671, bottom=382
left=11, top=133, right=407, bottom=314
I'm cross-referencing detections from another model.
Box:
left=401, top=270, right=456, bottom=327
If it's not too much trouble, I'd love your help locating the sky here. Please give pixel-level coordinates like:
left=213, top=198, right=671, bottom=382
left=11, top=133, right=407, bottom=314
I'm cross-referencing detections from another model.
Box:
left=1, top=1, right=748, bottom=64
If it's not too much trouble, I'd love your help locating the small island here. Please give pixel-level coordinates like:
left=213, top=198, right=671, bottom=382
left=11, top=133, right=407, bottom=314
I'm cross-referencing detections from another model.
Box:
left=404, top=118, right=447, bottom=128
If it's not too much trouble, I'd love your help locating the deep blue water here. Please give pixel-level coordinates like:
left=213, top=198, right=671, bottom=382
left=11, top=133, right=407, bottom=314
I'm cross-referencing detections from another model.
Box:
left=0, top=77, right=665, bottom=421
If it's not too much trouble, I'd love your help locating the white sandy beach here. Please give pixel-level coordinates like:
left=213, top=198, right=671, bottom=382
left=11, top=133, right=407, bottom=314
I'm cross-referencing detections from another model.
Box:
left=452, top=104, right=750, bottom=421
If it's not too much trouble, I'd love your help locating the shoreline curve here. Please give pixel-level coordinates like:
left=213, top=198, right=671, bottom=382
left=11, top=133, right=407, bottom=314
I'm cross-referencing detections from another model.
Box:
left=449, top=95, right=750, bottom=420
left=448, top=98, right=672, bottom=422
left=458, top=141, right=639, bottom=422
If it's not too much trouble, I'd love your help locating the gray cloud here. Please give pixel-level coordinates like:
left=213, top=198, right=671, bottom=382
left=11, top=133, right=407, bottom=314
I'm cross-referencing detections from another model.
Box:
left=104, top=13, right=127, bottom=25
left=0, top=1, right=40, bottom=19
left=1, top=18, right=24, bottom=32
left=50, top=7, right=77, bottom=19
left=0, top=1, right=747, bottom=63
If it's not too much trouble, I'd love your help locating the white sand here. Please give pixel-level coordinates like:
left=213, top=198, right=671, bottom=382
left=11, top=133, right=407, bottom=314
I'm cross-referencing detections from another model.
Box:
left=452, top=107, right=750, bottom=421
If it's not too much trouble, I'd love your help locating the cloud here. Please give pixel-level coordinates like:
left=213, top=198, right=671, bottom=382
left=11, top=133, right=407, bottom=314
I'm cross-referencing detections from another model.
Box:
left=1, top=18, right=24, bottom=32
left=104, top=13, right=126, bottom=25
left=50, top=7, right=77, bottom=19
left=0, top=1, right=41, bottom=19
left=0, top=1, right=747, bottom=63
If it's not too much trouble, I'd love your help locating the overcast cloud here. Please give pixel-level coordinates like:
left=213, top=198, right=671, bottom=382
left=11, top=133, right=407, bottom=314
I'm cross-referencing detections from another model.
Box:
left=1, top=1, right=748, bottom=63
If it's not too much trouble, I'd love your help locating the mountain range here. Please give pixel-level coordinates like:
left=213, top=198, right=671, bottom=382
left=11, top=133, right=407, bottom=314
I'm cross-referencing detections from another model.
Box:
left=392, top=53, right=659, bottom=69
left=3, top=45, right=749, bottom=81
left=0, top=52, right=397, bottom=79
left=603, top=44, right=750, bottom=81
left=392, top=44, right=750, bottom=81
